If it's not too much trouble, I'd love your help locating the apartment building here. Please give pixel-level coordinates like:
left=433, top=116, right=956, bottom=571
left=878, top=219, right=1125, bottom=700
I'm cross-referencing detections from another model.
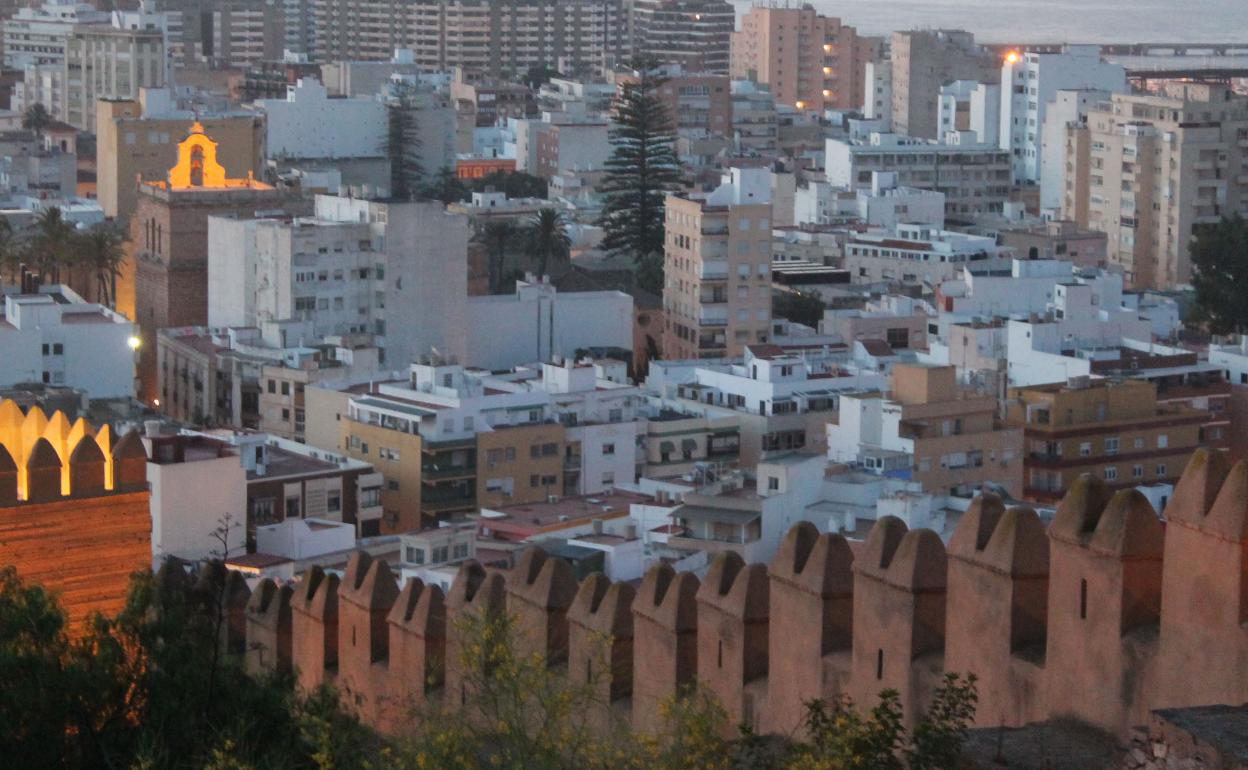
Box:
left=1, top=0, right=107, bottom=70
left=305, top=356, right=650, bottom=532
left=1039, top=88, right=1113, bottom=215
left=1062, top=83, right=1248, bottom=289
left=825, top=134, right=1013, bottom=219
left=145, top=428, right=384, bottom=554
left=313, top=0, right=623, bottom=78
left=844, top=224, right=1012, bottom=286
left=0, top=285, right=138, bottom=399
left=647, top=344, right=886, bottom=466
left=59, top=22, right=166, bottom=131
left=96, top=92, right=265, bottom=220
left=157, top=324, right=381, bottom=439
left=889, top=29, right=999, bottom=140
left=1006, top=377, right=1204, bottom=502
left=998, top=46, right=1125, bottom=187
left=208, top=194, right=470, bottom=374
left=730, top=5, right=879, bottom=113
left=663, top=168, right=774, bottom=360
left=632, top=0, right=734, bottom=75
left=828, top=362, right=1023, bottom=498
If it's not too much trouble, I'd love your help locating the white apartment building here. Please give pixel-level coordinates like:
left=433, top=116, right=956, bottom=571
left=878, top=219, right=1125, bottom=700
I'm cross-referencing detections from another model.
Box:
left=1004, top=282, right=1156, bottom=387
left=646, top=344, right=887, bottom=465
left=844, top=224, right=1012, bottom=286
left=61, top=21, right=166, bottom=130
left=998, top=46, right=1126, bottom=185
left=1038, top=88, right=1113, bottom=215
left=465, top=279, right=634, bottom=371
left=1209, top=337, right=1248, bottom=387
left=208, top=194, right=469, bottom=371
left=933, top=258, right=1128, bottom=338
left=937, top=79, right=999, bottom=146
left=0, top=285, right=137, bottom=399
left=793, top=171, right=945, bottom=229
left=1, top=0, right=107, bottom=69
left=862, top=60, right=892, bottom=128
left=825, top=133, right=1013, bottom=219
left=258, top=78, right=388, bottom=162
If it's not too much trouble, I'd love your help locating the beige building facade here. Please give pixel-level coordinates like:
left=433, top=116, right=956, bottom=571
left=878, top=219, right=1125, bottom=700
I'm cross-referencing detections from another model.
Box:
left=730, top=6, right=878, bottom=113
left=1062, top=84, right=1248, bottom=289
left=889, top=29, right=998, bottom=140
left=663, top=168, right=774, bottom=360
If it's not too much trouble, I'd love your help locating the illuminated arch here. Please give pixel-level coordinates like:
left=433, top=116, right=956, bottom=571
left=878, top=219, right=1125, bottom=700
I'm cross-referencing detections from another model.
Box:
left=168, top=122, right=228, bottom=189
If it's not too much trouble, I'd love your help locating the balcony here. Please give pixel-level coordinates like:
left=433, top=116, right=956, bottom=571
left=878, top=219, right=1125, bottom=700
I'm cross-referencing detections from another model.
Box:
left=421, top=464, right=477, bottom=481
left=700, top=261, right=729, bottom=280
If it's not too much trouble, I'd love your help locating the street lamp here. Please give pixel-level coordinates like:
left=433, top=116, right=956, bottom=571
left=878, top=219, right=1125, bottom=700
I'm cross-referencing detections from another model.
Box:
left=127, top=335, right=142, bottom=351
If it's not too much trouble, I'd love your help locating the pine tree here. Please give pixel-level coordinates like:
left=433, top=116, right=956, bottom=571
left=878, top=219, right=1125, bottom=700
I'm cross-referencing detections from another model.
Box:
left=1191, top=214, right=1248, bottom=335
left=597, top=57, right=682, bottom=266
left=387, top=80, right=425, bottom=199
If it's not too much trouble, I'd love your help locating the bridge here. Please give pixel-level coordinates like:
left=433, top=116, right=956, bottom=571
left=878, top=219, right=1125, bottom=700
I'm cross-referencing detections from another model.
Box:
left=982, top=42, right=1248, bottom=58
left=1125, top=67, right=1248, bottom=86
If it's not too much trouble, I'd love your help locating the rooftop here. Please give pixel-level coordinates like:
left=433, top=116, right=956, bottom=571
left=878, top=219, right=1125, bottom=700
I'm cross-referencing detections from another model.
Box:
left=480, top=489, right=650, bottom=530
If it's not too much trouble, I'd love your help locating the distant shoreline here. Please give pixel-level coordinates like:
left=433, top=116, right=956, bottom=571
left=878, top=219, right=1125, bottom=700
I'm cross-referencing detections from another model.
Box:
left=728, top=0, right=1239, bottom=46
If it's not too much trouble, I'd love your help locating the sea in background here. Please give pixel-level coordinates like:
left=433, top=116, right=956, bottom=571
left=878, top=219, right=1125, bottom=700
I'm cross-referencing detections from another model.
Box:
left=729, top=0, right=1242, bottom=44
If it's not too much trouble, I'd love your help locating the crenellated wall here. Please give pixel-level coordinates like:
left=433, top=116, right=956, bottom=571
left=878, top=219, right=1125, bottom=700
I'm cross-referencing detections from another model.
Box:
left=0, top=400, right=151, bottom=630
left=227, top=448, right=1248, bottom=740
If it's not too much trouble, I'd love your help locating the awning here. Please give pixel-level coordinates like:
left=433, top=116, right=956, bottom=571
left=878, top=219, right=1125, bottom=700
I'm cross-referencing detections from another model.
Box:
left=681, top=438, right=698, bottom=451
left=659, top=440, right=675, bottom=453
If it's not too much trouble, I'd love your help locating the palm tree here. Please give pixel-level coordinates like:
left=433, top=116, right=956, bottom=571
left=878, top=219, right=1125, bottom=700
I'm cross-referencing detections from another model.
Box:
left=74, top=225, right=125, bottom=308
left=523, top=208, right=571, bottom=279
left=478, top=219, right=515, bottom=293
left=30, top=207, right=74, bottom=284
left=22, top=103, right=52, bottom=137
left=0, top=218, right=21, bottom=286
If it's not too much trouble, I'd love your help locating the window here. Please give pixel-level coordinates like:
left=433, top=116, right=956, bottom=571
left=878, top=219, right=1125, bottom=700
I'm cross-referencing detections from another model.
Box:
left=1103, top=466, right=1118, bottom=481
left=387, top=479, right=399, bottom=491
left=1133, top=437, right=1144, bottom=449
left=1157, top=434, right=1168, bottom=449
left=505, top=447, right=516, bottom=462
left=327, top=491, right=341, bottom=512
left=360, top=487, right=381, bottom=507
left=452, top=542, right=469, bottom=560
left=1105, top=437, right=1119, bottom=456
left=1079, top=442, right=1091, bottom=457
left=768, top=476, right=779, bottom=491
left=530, top=474, right=540, bottom=487
left=602, top=443, right=615, bottom=456
left=608, top=408, right=623, bottom=423
left=1079, top=579, right=1088, bottom=620
left=1156, top=463, right=1167, bottom=477
left=267, top=379, right=277, bottom=394
left=1132, top=464, right=1144, bottom=479
left=542, top=443, right=558, bottom=456
left=285, top=496, right=300, bottom=518
left=52, top=343, right=63, bottom=355
left=252, top=497, right=277, bottom=525
left=282, top=408, right=290, bottom=421
left=601, top=471, right=615, bottom=486
left=407, top=547, right=425, bottom=565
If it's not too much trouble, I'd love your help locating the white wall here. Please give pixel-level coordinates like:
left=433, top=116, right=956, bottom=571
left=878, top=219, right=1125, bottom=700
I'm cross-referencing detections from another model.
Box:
left=259, top=79, right=388, bottom=160
left=207, top=217, right=258, bottom=328
left=465, top=284, right=632, bottom=370
left=256, top=517, right=356, bottom=559
left=0, top=293, right=137, bottom=398
left=148, top=455, right=248, bottom=568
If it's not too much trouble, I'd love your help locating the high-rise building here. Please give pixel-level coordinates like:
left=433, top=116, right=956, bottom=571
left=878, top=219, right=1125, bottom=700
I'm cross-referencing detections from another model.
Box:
left=662, top=167, right=774, bottom=360
left=312, top=0, right=624, bottom=79
left=889, top=29, right=998, bottom=140
left=1039, top=88, right=1112, bottom=215
left=730, top=6, right=880, bottom=113
left=1063, top=83, right=1248, bottom=289
left=62, top=23, right=166, bottom=130
left=997, top=45, right=1126, bottom=186
left=632, top=0, right=734, bottom=75
left=1, top=0, right=108, bottom=70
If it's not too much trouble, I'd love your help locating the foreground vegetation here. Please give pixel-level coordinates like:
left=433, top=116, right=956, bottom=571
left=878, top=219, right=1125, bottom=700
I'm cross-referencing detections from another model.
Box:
left=0, top=565, right=977, bottom=769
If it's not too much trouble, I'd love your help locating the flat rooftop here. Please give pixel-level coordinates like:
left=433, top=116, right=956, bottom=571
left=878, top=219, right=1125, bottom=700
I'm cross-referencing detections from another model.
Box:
left=481, top=489, right=652, bottom=529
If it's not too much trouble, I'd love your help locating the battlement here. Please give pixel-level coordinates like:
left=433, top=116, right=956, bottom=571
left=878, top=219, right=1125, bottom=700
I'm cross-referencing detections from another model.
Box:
left=225, top=450, right=1248, bottom=740
left=0, top=400, right=150, bottom=630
